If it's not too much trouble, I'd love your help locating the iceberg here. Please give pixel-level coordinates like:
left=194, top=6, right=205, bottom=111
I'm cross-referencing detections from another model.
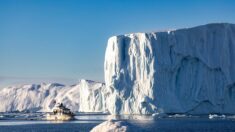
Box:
left=0, top=80, right=106, bottom=112
left=104, top=23, right=235, bottom=115
left=91, top=120, right=141, bottom=132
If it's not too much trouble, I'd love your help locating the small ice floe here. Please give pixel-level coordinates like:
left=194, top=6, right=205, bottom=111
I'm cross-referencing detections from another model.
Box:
left=152, top=112, right=167, bottom=119
left=91, top=119, right=142, bottom=132
left=209, top=114, right=226, bottom=119
left=168, top=114, right=187, bottom=118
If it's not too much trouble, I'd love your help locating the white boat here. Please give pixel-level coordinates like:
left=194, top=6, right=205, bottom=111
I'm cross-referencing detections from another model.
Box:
left=46, top=103, right=75, bottom=121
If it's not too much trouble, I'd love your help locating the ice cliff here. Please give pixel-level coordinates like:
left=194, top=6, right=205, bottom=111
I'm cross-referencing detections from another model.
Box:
left=0, top=80, right=107, bottom=112
left=104, top=23, right=235, bottom=114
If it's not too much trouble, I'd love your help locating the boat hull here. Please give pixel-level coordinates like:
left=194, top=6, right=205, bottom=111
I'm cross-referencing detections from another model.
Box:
left=46, top=114, right=74, bottom=121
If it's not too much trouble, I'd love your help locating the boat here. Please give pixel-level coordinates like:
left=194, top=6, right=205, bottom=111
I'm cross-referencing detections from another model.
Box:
left=46, top=103, right=75, bottom=121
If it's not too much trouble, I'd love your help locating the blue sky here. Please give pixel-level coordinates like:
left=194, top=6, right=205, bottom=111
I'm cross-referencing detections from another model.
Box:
left=0, top=0, right=235, bottom=85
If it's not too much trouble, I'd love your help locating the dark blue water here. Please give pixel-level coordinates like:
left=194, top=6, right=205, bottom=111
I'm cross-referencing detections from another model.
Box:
left=131, top=118, right=235, bottom=132
left=0, top=114, right=235, bottom=132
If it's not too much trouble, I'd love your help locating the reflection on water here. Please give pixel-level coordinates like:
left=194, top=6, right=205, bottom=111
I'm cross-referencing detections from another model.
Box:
left=0, top=120, right=101, bottom=126
left=0, top=112, right=108, bottom=125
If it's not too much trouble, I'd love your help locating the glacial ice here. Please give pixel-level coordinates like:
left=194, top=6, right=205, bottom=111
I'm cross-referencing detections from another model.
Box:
left=104, top=23, right=235, bottom=114
left=91, top=120, right=140, bottom=132
left=0, top=80, right=106, bottom=112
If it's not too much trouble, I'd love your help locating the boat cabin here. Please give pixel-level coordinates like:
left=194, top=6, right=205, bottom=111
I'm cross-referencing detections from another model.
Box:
left=53, top=103, right=73, bottom=115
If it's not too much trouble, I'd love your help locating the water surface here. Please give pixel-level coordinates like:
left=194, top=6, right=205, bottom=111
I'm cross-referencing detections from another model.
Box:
left=0, top=113, right=235, bottom=132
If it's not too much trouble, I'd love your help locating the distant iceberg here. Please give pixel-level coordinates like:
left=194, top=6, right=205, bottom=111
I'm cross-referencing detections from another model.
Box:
left=0, top=80, right=107, bottom=113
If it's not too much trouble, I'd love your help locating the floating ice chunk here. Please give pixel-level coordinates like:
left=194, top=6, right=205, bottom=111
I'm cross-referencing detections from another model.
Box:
left=209, top=114, right=226, bottom=119
left=91, top=119, right=142, bottom=132
left=168, top=114, right=187, bottom=118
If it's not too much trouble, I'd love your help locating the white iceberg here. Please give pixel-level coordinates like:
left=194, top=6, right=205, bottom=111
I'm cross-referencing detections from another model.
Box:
left=0, top=80, right=107, bottom=112
left=104, top=23, right=235, bottom=115
left=91, top=120, right=141, bottom=132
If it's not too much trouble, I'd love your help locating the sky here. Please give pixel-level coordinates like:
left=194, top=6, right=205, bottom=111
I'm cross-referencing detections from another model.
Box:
left=0, top=0, right=235, bottom=86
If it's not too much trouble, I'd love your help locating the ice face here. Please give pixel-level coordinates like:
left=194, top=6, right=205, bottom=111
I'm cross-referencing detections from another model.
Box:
left=0, top=80, right=106, bottom=113
left=104, top=23, right=235, bottom=114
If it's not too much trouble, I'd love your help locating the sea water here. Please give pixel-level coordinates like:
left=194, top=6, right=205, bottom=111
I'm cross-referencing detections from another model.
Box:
left=0, top=113, right=235, bottom=132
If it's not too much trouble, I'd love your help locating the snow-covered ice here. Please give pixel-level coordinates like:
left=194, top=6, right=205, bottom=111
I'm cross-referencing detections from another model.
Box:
left=91, top=120, right=140, bottom=132
left=104, top=23, right=235, bottom=115
left=0, top=79, right=107, bottom=112
left=209, top=114, right=226, bottom=119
